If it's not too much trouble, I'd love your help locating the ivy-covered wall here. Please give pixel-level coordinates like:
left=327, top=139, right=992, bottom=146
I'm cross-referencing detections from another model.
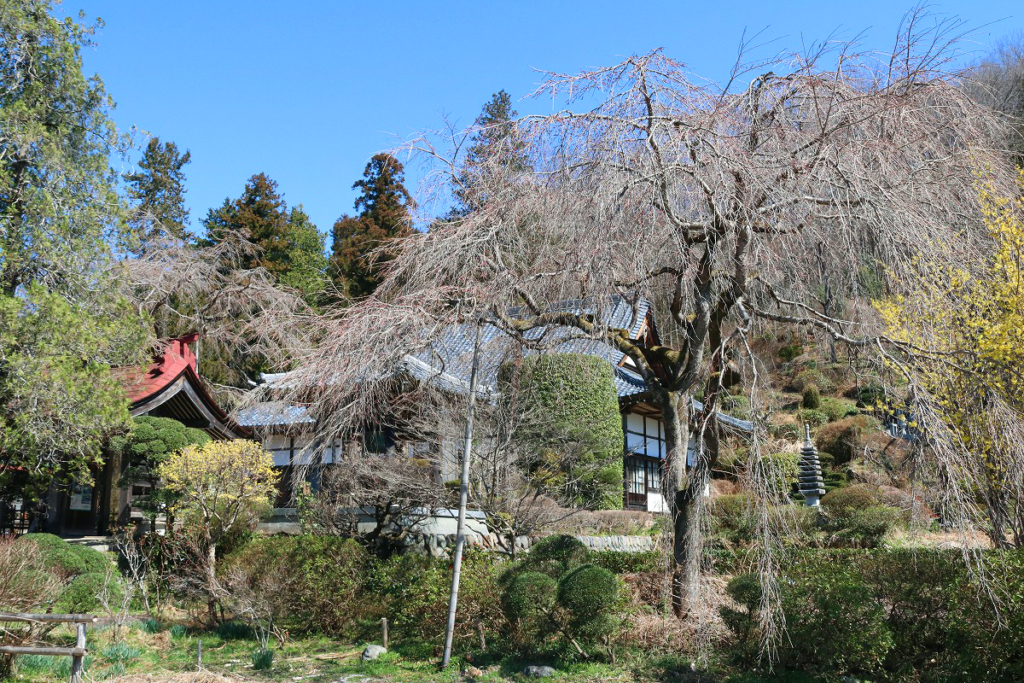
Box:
left=500, top=354, right=623, bottom=509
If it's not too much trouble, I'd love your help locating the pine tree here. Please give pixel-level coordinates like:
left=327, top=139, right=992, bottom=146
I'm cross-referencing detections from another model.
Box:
left=330, top=153, right=413, bottom=299
left=124, top=137, right=192, bottom=247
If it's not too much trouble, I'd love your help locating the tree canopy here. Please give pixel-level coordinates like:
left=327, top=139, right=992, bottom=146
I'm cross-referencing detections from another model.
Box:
left=0, top=1, right=150, bottom=494
left=330, top=153, right=413, bottom=300
left=124, top=137, right=192, bottom=247
left=272, top=20, right=1017, bottom=628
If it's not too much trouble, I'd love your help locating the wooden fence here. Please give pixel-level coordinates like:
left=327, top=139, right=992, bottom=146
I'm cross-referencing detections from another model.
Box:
left=0, top=613, right=97, bottom=683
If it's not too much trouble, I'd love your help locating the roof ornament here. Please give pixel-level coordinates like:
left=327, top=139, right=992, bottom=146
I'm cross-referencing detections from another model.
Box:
left=798, top=423, right=826, bottom=507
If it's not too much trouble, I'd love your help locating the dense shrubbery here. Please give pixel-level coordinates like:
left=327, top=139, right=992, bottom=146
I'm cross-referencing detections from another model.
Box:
left=54, top=572, right=123, bottom=612
left=224, top=535, right=501, bottom=648
left=499, top=535, right=620, bottom=657
left=226, top=534, right=627, bottom=659
left=818, top=396, right=859, bottom=422
left=821, top=484, right=906, bottom=547
left=816, top=415, right=881, bottom=464
left=792, top=368, right=835, bottom=394
left=722, top=550, right=1024, bottom=682
left=15, top=534, right=119, bottom=612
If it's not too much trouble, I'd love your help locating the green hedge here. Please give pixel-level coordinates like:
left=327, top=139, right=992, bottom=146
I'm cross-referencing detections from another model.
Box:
left=225, top=536, right=502, bottom=648
left=499, top=354, right=624, bottom=510
left=723, top=549, right=1024, bottom=682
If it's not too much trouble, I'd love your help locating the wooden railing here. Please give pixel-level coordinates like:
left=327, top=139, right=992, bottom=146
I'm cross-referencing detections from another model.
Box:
left=0, top=613, right=97, bottom=683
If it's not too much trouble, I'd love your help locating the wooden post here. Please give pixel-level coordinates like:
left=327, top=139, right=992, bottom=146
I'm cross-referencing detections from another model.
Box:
left=69, top=623, right=85, bottom=683
left=380, top=617, right=389, bottom=650
left=441, top=318, right=482, bottom=668
left=197, top=638, right=202, bottom=669
left=476, top=620, right=487, bottom=652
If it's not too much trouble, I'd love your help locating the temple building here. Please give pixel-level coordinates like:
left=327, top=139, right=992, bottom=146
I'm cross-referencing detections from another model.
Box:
left=36, top=335, right=246, bottom=536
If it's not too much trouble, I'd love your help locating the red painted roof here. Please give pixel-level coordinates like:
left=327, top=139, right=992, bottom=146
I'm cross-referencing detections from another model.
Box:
left=122, top=333, right=200, bottom=405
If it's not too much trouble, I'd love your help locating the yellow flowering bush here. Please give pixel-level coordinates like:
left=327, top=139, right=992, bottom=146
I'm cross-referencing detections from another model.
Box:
left=877, top=169, right=1024, bottom=547
left=157, top=439, right=278, bottom=612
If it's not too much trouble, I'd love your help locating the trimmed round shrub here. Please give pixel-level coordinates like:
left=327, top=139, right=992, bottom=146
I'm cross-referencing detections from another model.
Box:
left=802, top=385, right=821, bottom=409
left=557, top=564, right=618, bottom=614
left=800, top=409, right=829, bottom=427
left=792, top=368, right=835, bottom=394
left=18, top=534, right=113, bottom=578
left=523, top=535, right=590, bottom=576
left=502, top=571, right=557, bottom=622
left=55, top=572, right=122, bottom=613
left=822, top=484, right=880, bottom=517
left=822, top=485, right=904, bottom=546
left=819, top=397, right=859, bottom=422
left=726, top=572, right=762, bottom=612
left=721, top=573, right=764, bottom=664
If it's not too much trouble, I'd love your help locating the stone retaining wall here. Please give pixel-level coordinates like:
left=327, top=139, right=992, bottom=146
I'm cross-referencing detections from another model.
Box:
left=402, top=531, right=659, bottom=558
left=260, top=508, right=660, bottom=558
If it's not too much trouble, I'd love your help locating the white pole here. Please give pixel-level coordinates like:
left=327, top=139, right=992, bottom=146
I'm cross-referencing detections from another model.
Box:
left=441, top=319, right=482, bottom=668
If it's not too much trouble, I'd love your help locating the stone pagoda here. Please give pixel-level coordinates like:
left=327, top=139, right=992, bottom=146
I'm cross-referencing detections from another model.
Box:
left=799, top=424, right=826, bottom=507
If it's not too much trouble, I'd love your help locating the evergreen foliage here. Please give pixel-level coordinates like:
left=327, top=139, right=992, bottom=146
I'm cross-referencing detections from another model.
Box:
left=500, top=354, right=624, bottom=509
left=124, top=137, right=192, bottom=246
left=198, top=174, right=326, bottom=387
left=499, top=539, right=620, bottom=655
left=452, top=90, right=529, bottom=215
left=801, top=385, right=821, bottom=409
left=108, top=416, right=210, bottom=523
left=17, top=533, right=113, bottom=578
left=330, top=153, right=413, bottom=300
left=203, top=174, right=327, bottom=302
left=0, top=2, right=151, bottom=495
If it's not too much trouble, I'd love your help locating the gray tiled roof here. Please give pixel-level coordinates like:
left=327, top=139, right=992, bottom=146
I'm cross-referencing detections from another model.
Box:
left=241, top=296, right=751, bottom=434
left=235, top=401, right=315, bottom=428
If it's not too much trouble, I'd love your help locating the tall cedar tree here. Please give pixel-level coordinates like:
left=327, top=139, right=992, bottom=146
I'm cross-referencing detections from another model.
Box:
left=203, top=173, right=291, bottom=275
left=124, top=137, right=192, bottom=247
left=203, top=173, right=327, bottom=301
left=199, top=175, right=327, bottom=390
left=452, top=90, right=530, bottom=216
left=0, top=1, right=150, bottom=496
left=330, top=153, right=413, bottom=299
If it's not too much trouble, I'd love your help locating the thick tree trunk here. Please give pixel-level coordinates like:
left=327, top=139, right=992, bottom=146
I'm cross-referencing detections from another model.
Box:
left=655, top=390, right=698, bottom=617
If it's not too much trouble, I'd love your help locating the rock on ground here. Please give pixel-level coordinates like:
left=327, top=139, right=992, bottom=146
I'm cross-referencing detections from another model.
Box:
left=361, top=644, right=387, bottom=661
left=522, top=665, right=556, bottom=678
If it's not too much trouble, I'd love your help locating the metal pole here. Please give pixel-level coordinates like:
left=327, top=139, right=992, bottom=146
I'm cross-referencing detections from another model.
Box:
left=440, top=319, right=483, bottom=668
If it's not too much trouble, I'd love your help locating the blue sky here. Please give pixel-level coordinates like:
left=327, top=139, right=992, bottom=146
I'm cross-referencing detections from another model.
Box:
left=67, top=1, right=1022, bottom=238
